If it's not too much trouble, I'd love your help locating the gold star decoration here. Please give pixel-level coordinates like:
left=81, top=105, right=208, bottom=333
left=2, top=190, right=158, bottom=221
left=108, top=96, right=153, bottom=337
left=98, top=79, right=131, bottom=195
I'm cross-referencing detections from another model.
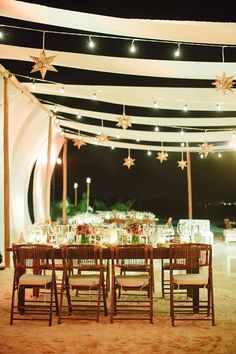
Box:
left=177, top=159, right=187, bottom=170
left=29, top=49, right=58, bottom=79
left=73, top=136, right=86, bottom=149
left=96, top=134, right=109, bottom=144
left=123, top=155, right=135, bottom=169
left=198, top=140, right=214, bottom=158
left=116, top=114, right=132, bottom=129
left=156, top=151, right=167, bottom=163
left=212, top=72, right=235, bottom=95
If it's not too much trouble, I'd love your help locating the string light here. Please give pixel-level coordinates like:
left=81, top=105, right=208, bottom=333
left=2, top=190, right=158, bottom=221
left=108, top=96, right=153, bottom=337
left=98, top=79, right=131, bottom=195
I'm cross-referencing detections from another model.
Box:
left=130, top=40, right=136, bottom=53
left=31, top=79, right=36, bottom=89
left=77, top=113, right=81, bottom=119
left=174, top=43, right=181, bottom=57
left=0, top=31, right=3, bottom=39
left=153, top=101, right=158, bottom=108
left=155, top=126, right=159, bottom=132
left=3, top=23, right=236, bottom=52
left=147, top=150, right=152, bottom=156
left=56, top=157, right=62, bottom=165
left=53, top=106, right=57, bottom=113
left=216, top=103, right=222, bottom=111
left=93, top=92, right=97, bottom=100
left=181, top=142, right=185, bottom=147
left=180, top=128, right=184, bottom=135
left=88, top=36, right=95, bottom=48
left=218, top=152, right=222, bottom=158
left=60, top=86, right=65, bottom=94
left=183, top=104, right=188, bottom=112
left=200, top=153, right=204, bottom=159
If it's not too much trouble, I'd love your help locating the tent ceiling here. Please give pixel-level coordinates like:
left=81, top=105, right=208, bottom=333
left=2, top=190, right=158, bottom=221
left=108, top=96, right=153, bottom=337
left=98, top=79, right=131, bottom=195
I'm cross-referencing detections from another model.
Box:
left=1, top=1, right=236, bottom=152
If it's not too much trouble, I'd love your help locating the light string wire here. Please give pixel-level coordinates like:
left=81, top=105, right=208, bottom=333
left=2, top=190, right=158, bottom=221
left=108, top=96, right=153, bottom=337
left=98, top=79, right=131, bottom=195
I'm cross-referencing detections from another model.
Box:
left=1, top=23, right=236, bottom=49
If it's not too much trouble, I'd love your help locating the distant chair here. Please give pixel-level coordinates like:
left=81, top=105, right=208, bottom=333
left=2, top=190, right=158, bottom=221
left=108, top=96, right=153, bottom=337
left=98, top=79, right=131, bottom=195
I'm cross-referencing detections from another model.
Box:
left=223, top=218, right=236, bottom=245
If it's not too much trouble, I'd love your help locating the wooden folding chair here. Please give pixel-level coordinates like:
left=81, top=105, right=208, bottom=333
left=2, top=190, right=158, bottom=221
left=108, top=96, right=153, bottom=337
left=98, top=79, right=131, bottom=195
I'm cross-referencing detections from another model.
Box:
left=58, top=244, right=107, bottom=323
left=10, top=243, right=58, bottom=326
left=169, top=243, right=215, bottom=326
left=110, top=244, right=153, bottom=323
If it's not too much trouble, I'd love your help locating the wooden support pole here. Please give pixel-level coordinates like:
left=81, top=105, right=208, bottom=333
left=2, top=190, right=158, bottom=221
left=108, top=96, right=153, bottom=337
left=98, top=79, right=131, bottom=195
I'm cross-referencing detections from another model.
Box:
left=3, top=76, right=10, bottom=267
left=45, top=114, right=52, bottom=223
left=186, top=142, right=193, bottom=219
left=62, top=139, right=67, bottom=224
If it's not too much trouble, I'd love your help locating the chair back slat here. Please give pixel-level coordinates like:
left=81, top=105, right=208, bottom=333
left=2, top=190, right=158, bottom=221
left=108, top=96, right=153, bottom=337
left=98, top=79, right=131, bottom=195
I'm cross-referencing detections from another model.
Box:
left=170, top=243, right=211, bottom=270
left=60, top=245, right=103, bottom=271
left=12, top=243, right=54, bottom=274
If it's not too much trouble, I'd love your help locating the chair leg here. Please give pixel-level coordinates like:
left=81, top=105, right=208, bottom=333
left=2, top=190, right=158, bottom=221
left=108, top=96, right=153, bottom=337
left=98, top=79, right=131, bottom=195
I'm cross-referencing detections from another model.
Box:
left=49, top=284, right=53, bottom=326
left=58, top=277, right=65, bottom=324
left=170, top=281, right=175, bottom=327
left=10, top=281, right=17, bottom=325
left=161, top=260, right=165, bottom=298
left=53, top=277, right=59, bottom=316
left=149, top=281, right=153, bottom=324
left=102, top=274, right=108, bottom=316
left=210, top=287, right=216, bottom=326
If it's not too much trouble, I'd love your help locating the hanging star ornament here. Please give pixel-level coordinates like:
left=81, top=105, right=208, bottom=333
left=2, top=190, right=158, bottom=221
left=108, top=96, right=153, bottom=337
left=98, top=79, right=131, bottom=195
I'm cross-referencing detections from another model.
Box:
left=29, top=49, right=58, bottom=79
left=156, top=151, right=167, bottom=163
left=73, top=136, right=86, bottom=149
left=96, top=134, right=109, bottom=144
left=198, top=140, right=214, bottom=158
left=116, top=114, right=132, bottom=129
left=177, top=159, right=187, bottom=170
left=212, top=72, right=235, bottom=95
left=123, top=155, right=135, bottom=169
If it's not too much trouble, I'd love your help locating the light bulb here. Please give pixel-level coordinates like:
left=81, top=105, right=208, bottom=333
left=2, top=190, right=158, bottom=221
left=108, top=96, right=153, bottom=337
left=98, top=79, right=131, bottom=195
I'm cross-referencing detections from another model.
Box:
left=53, top=106, right=57, bottom=113
left=217, top=103, right=222, bottom=111
left=31, top=80, right=36, bottom=89
left=218, top=152, right=222, bottom=158
left=155, top=126, right=159, bottom=132
left=88, top=36, right=95, bottom=48
left=154, top=101, right=158, bottom=108
left=0, top=31, right=3, bottom=39
left=56, top=157, right=62, bottom=165
left=200, top=153, right=204, bottom=159
left=181, top=142, right=185, bottom=147
left=180, top=129, right=184, bottom=135
left=60, top=87, right=65, bottom=94
left=183, top=104, right=188, bottom=112
left=147, top=150, right=152, bottom=156
left=130, top=40, right=136, bottom=53
left=93, top=93, right=97, bottom=100
left=77, top=114, right=81, bottom=119
left=111, top=146, right=115, bottom=150
left=174, top=43, right=181, bottom=57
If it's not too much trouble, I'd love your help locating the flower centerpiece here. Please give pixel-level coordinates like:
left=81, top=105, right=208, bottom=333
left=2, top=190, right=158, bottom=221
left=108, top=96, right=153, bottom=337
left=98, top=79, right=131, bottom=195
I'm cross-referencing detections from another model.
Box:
left=125, top=219, right=144, bottom=244
left=76, top=223, right=92, bottom=244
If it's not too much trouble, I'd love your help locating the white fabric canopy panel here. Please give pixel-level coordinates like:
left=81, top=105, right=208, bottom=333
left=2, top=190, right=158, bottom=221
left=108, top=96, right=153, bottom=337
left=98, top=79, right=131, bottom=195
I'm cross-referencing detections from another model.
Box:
left=1, top=0, right=236, bottom=45
left=0, top=65, right=63, bottom=263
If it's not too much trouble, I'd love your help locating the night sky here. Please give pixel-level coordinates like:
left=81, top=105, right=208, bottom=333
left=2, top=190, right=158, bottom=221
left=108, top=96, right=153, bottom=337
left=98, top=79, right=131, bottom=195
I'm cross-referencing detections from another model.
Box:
left=52, top=141, right=236, bottom=223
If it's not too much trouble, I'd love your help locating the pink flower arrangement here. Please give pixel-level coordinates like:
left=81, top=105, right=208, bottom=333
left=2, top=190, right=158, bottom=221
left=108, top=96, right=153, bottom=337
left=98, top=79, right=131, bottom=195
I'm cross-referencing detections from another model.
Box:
left=125, top=220, right=144, bottom=236
left=76, top=223, right=92, bottom=236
